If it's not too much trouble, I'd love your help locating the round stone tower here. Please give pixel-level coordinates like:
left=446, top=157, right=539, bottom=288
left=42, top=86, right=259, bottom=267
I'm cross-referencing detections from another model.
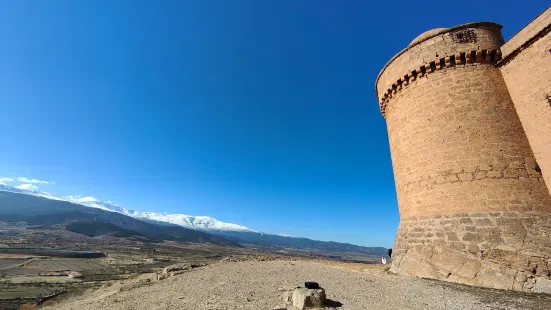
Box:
left=377, top=23, right=551, bottom=292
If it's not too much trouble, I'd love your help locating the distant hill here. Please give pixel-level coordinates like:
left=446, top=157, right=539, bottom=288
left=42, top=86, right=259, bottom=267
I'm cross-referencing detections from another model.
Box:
left=0, top=184, right=255, bottom=233
left=212, top=230, right=387, bottom=256
left=0, top=191, right=240, bottom=247
left=0, top=189, right=387, bottom=257
left=65, top=221, right=148, bottom=238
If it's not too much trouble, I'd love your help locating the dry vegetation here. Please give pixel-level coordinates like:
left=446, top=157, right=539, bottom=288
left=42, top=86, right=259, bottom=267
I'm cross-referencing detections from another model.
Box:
left=0, top=235, right=334, bottom=309
left=44, top=260, right=551, bottom=310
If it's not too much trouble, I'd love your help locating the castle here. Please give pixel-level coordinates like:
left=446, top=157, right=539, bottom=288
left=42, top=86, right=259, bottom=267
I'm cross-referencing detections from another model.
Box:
left=376, top=7, right=551, bottom=293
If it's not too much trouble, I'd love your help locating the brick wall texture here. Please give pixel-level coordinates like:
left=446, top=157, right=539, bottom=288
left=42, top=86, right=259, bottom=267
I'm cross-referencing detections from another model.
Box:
left=377, top=7, right=551, bottom=294
left=500, top=31, right=551, bottom=195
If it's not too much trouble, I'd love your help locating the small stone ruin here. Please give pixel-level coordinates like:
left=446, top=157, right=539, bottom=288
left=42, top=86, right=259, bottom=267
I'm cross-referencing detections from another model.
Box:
left=274, top=282, right=337, bottom=310
left=155, top=263, right=205, bottom=281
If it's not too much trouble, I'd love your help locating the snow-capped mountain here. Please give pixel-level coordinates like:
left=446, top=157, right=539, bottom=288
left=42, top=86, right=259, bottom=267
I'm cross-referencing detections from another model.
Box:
left=123, top=211, right=254, bottom=232
left=0, top=182, right=388, bottom=256
left=0, top=184, right=255, bottom=233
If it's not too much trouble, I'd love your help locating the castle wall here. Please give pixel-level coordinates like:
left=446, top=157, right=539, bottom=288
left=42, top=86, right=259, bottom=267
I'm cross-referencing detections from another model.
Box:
left=500, top=7, right=551, bottom=58
left=386, top=66, right=551, bottom=220
left=499, top=7, right=551, bottom=195
left=377, top=23, right=551, bottom=293
left=395, top=212, right=551, bottom=291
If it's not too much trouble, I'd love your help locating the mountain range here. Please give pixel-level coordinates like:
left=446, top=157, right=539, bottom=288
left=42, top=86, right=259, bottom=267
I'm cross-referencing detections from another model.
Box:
left=0, top=184, right=254, bottom=233
left=0, top=184, right=387, bottom=257
left=0, top=190, right=239, bottom=247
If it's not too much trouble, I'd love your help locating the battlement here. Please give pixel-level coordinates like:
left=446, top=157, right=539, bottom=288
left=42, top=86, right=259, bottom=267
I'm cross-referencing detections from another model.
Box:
left=378, top=48, right=502, bottom=116
left=376, top=22, right=503, bottom=102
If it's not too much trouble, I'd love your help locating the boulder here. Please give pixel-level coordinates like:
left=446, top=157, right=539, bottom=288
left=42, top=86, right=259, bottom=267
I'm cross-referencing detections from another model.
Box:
left=282, top=290, right=293, bottom=304
left=163, top=263, right=191, bottom=274
left=67, top=271, right=84, bottom=279
left=534, top=277, right=551, bottom=294
left=292, top=287, right=326, bottom=310
left=156, top=273, right=169, bottom=281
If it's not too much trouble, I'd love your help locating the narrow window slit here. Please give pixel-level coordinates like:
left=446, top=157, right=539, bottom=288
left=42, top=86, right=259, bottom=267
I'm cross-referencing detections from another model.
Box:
left=470, top=51, right=477, bottom=63
left=460, top=52, right=467, bottom=65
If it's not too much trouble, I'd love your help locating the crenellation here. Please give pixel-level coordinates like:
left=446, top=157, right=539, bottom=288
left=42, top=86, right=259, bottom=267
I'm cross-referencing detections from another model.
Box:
left=378, top=48, right=503, bottom=116
left=475, top=50, right=483, bottom=63
left=465, top=51, right=473, bottom=64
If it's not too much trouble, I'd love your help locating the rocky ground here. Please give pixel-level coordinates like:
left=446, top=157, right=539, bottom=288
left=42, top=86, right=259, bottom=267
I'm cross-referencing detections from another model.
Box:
left=44, top=260, right=551, bottom=310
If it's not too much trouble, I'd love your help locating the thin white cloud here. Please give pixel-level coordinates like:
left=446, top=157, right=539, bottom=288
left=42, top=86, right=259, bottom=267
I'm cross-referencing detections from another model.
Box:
left=35, top=192, right=65, bottom=201
left=14, top=183, right=39, bottom=191
left=64, top=196, right=114, bottom=212
left=65, top=196, right=99, bottom=203
left=0, top=177, right=15, bottom=185
left=17, top=177, right=53, bottom=184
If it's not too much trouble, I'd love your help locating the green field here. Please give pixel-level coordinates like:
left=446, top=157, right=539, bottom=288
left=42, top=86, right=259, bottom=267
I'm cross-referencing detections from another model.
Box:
left=25, top=258, right=104, bottom=272
left=0, top=258, right=26, bottom=269
left=0, top=276, right=81, bottom=284
left=0, top=286, right=61, bottom=299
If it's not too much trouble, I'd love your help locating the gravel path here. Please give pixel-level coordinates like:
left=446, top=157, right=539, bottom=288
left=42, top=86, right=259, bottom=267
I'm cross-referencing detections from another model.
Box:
left=46, top=261, right=551, bottom=310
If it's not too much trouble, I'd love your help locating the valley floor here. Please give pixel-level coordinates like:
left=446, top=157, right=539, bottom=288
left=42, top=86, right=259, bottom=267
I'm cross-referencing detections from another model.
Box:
left=43, top=260, right=551, bottom=310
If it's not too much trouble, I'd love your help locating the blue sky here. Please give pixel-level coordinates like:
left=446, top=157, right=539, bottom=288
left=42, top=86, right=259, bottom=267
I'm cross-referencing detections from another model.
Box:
left=0, top=1, right=548, bottom=248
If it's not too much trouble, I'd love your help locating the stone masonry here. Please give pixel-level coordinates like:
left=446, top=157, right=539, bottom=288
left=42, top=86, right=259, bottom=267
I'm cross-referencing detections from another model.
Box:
left=376, top=6, right=551, bottom=293
left=499, top=10, right=551, bottom=193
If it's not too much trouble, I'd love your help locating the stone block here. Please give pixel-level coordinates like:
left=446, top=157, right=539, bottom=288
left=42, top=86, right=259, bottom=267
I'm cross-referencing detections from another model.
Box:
left=486, top=171, right=502, bottom=178
left=456, top=257, right=481, bottom=279
left=446, top=174, right=459, bottom=182
left=509, top=161, right=525, bottom=169
left=446, top=232, right=459, bottom=241
left=292, top=287, right=326, bottom=310
left=476, top=263, right=516, bottom=290
left=492, top=162, right=508, bottom=171
left=466, top=244, right=481, bottom=255
left=451, top=166, right=463, bottom=174
left=458, top=172, right=474, bottom=181
left=479, top=164, right=492, bottom=171
left=474, top=171, right=487, bottom=179
left=282, top=290, right=293, bottom=304
left=474, top=218, right=492, bottom=226
left=462, top=232, right=481, bottom=242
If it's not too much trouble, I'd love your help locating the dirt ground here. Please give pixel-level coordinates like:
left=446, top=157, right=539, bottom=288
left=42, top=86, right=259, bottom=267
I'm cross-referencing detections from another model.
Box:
left=44, top=260, right=551, bottom=310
